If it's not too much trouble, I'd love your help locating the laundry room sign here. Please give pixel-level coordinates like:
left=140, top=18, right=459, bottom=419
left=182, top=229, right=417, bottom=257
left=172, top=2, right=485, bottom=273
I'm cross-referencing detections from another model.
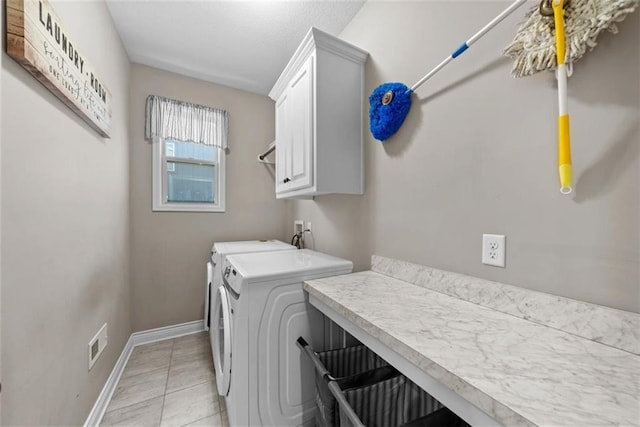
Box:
left=5, top=0, right=112, bottom=138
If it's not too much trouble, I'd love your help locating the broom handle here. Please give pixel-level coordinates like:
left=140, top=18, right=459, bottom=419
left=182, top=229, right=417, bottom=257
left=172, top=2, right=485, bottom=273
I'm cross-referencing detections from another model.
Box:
left=553, top=0, right=572, bottom=195
left=409, top=0, right=529, bottom=92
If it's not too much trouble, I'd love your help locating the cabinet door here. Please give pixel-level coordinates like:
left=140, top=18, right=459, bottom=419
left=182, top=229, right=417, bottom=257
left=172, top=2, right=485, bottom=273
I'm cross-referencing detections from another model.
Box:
left=286, top=55, right=314, bottom=192
left=275, top=91, right=291, bottom=194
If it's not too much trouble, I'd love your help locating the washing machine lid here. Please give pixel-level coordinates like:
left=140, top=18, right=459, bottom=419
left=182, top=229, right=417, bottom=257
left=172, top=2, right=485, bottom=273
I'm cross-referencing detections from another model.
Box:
left=224, top=249, right=353, bottom=295
left=211, top=240, right=295, bottom=258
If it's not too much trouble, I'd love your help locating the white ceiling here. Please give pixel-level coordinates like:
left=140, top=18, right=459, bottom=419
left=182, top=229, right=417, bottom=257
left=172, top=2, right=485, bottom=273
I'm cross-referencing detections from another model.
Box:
left=106, top=0, right=365, bottom=95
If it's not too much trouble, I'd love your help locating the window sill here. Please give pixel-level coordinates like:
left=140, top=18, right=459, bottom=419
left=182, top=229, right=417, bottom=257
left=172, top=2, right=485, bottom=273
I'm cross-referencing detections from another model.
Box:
left=152, top=202, right=225, bottom=213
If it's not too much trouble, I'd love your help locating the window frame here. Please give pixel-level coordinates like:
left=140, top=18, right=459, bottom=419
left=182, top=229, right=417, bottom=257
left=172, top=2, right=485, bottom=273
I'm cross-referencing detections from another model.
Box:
left=152, top=138, right=226, bottom=212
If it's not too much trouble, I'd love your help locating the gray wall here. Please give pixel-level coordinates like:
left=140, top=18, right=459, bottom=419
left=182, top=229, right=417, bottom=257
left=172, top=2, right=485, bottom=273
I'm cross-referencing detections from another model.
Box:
left=1, top=0, right=131, bottom=424
left=129, top=64, right=289, bottom=332
left=290, top=1, right=639, bottom=313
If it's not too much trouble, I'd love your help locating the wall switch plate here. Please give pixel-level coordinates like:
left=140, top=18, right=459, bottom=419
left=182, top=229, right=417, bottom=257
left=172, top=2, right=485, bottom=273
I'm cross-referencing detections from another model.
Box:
left=482, top=234, right=506, bottom=267
left=294, top=220, right=304, bottom=235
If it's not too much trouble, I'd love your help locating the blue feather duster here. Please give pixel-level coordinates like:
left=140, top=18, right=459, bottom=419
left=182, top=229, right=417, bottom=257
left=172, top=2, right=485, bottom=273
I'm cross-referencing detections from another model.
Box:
left=367, top=0, right=529, bottom=142
left=368, top=82, right=413, bottom=141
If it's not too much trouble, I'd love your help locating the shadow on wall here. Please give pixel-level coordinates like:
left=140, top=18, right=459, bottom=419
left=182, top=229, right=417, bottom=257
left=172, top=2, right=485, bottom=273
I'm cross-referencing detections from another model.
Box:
left=295, top=194, right=372, bottom=272
left=377, top=56, right=511, bottom=159
left=418, top=56, right=511, bottom=106
left=566, top=12, right=639, bottom=108
left=574, top=119, right=639, bottom=204
left=256, top=148, right=276, bottom=181
left=2, top=56, right=108, bottom=143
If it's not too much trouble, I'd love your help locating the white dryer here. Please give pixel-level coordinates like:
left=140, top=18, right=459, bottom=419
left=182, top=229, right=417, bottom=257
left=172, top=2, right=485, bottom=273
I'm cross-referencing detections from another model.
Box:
left=212, top=249, right=352, bottom=426
left=205, top=240, right=295, bottom=364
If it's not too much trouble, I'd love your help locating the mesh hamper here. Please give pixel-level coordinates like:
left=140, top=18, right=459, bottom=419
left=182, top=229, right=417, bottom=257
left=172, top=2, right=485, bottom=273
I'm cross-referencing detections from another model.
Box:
left=314, top=344, right=396, bottom=427
left=319, top=344, right=389, bottom=377
left=297, top=337, right=467, bottom=427
left=338, top=374, right=445, bottom=427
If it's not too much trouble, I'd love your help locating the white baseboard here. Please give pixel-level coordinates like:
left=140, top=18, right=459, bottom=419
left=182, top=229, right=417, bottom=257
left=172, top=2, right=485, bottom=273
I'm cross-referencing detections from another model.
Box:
left=83, top=335, right=134, bottom=427
left=84, top=320, right=205, bottom=427
left=130, top=319, right=204, bottom=347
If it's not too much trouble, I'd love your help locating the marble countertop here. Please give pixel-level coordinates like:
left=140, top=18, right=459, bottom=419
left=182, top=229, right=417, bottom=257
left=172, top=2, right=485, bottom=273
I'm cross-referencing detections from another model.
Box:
left=304, top=271, right=640, bottom=427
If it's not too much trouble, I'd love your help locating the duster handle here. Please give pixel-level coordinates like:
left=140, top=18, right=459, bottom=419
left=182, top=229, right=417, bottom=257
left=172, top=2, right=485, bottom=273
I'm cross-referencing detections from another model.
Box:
left=553, top=0, right=572, bottom=195
left=410, top=0, right=529, bottom=92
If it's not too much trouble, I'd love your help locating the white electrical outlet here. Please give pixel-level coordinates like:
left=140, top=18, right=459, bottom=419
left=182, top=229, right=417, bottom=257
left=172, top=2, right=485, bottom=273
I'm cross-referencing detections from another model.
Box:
left=294, top=220, right=304, bottom=235
left=305, top=221, right=312, bottom=232
left=88, top=323, right=108, bottom=370
left=482, top=234, right=506, bottom=267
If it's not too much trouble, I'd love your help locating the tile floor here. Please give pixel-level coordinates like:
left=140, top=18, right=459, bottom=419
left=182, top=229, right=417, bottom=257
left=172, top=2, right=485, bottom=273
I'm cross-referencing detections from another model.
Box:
left=101, top=332, right=229, bottom=427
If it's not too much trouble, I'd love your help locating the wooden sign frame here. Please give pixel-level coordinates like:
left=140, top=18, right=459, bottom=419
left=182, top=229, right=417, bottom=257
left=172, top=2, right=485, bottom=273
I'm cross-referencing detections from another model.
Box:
left=6, top=0, right=112, bottom=137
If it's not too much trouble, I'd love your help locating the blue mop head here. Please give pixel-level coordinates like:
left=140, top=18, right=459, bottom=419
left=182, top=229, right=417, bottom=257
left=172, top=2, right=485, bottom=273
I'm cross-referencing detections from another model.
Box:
left=368, top=82, right=413, bottom=141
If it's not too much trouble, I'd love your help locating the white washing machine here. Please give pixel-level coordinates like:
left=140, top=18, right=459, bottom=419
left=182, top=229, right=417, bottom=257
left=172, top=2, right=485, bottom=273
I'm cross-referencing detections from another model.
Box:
left=212, top=249, right=352, bottom=426
left=205, top=240, right=295, bottom=363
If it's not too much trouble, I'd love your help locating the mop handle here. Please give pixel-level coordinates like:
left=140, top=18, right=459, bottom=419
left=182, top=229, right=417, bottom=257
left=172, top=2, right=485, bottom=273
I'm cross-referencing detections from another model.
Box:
left=553, top=0, right=572, bottom=195
left=409, top=0, right=529, bottom=92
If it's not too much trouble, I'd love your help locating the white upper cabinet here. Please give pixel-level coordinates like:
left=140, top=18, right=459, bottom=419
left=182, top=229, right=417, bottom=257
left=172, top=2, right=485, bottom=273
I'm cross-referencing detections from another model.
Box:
left=275, top=55, right=314, bottom=194
left=269, top=28, right=368, bottom=199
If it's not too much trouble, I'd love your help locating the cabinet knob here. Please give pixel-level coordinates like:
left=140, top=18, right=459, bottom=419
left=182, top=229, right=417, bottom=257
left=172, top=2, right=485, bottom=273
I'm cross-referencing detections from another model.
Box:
left=283, top=178, right=291, bottom=183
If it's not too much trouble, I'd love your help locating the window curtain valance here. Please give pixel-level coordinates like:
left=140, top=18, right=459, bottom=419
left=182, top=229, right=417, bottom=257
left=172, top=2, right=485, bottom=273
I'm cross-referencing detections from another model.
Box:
left=145, top=95, right=229, bottom=149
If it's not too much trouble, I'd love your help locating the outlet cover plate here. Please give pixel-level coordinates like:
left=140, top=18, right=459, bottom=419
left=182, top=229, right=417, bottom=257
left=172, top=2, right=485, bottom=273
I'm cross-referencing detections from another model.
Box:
left=482, top=234, right=506, bottom=267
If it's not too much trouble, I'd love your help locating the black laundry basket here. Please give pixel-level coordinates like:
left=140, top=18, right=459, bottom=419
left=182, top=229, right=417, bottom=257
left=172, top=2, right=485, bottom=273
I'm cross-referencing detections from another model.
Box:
left=311, top=339, right=397, bottom=427
left=338, top=374, right=472, bottom=427
left=297, top=337, right=465, bottom=427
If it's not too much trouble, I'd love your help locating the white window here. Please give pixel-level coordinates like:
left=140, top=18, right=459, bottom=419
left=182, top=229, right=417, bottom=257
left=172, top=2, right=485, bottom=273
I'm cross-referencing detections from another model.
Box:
left=146, top=95, right=228, bottom=212
left=152, top=139, right=225, bottom=212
